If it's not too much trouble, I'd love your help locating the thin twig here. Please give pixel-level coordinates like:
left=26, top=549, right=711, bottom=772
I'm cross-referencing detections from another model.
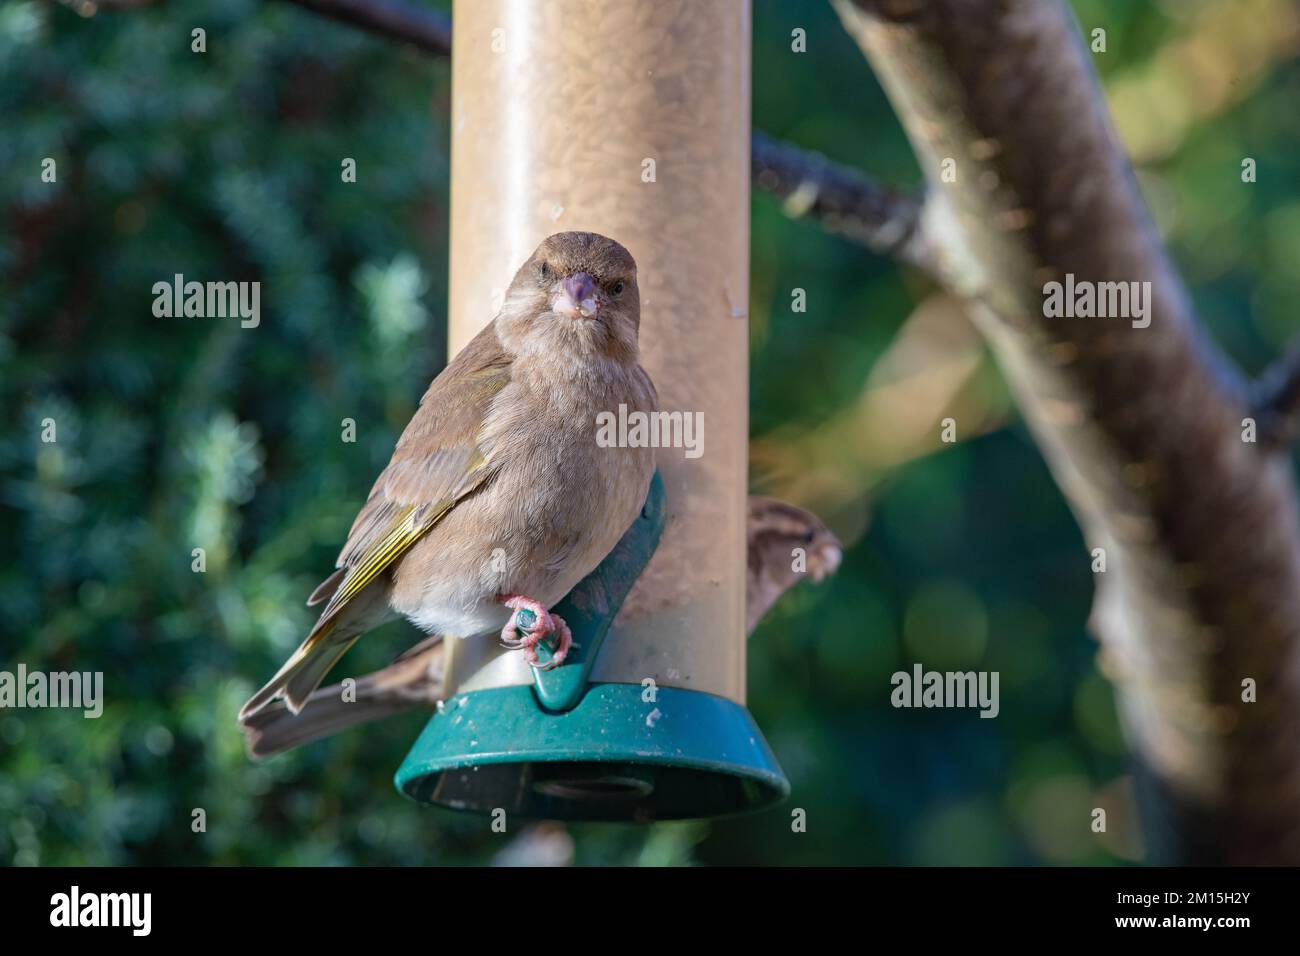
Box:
left=751, top=130, right=930, bottom=275
left=279, top=0, right=452, bottom=56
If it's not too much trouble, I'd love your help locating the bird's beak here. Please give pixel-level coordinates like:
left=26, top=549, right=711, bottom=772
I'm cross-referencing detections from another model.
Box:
left=551, top=272, right=599, bottom=318
left=811, top=544, right=842, bottom=582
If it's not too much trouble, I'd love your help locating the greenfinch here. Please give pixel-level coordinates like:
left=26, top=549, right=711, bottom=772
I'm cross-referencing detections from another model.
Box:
left=239, top=232, right=657, bottom=720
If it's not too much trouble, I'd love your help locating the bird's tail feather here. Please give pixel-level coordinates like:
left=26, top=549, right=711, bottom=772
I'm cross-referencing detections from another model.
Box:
left=238, top=618, right=356, bottom=720
left=281, top=636, right=357, bottom=715
left=241, top=682, right=413, bottom=758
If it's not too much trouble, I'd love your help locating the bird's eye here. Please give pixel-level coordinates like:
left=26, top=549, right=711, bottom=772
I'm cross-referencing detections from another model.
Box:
left=611, top=280, right=625, bottom=296
left=539, top=261, right=552, bottom=280
left=802, top=529, right=816, bottom=544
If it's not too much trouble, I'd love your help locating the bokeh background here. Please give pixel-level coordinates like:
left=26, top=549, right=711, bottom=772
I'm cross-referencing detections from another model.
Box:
left=2, top=0, right=1297, bottom=865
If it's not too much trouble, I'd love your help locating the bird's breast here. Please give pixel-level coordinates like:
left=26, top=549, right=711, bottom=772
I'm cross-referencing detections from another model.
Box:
left=390, top=364, right=655, bottom=637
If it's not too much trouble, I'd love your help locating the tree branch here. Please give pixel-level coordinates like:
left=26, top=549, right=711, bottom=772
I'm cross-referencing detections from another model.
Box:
left=751, top=130, right=931, bottom=276
left=278, top=0, right=451, bottom=55
left=833, top=0, right=1300, bottom=864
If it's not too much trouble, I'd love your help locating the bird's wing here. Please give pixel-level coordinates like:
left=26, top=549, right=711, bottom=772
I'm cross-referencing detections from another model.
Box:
left=309, top=322, right=512, bottom=639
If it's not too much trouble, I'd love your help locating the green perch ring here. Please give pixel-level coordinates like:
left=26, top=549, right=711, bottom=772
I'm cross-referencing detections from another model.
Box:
left=394, top=471, right=790, bottom=822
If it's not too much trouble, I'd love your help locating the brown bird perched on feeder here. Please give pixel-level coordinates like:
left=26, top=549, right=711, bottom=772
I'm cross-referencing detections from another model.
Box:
left=242, top=498, right=841, bottom=757
left=240, top=232, right=657, bottom=720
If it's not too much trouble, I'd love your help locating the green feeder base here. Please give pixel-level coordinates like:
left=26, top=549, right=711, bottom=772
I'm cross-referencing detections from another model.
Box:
left=394, top=682, right=789, bottom=821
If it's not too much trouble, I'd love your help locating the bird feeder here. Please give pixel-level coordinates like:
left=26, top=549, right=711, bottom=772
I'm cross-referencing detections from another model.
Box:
left=395, top=0, right=786, bottom=821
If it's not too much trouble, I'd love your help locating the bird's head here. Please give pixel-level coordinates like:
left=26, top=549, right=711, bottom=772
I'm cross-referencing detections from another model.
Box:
left=745, top=496, right=842, bottom=634
left=748, top=497, right=843, bottom=583
left=498, top=231, right=641, bottom=363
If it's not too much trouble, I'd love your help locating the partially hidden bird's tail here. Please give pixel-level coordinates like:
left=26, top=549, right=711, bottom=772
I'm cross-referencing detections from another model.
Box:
left=242, top=684, right=393, bottom=758
left=241, top=645, right=444, bottom=757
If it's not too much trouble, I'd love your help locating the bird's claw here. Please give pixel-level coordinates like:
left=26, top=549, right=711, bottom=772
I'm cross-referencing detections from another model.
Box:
left=497, top=594, right=572, bottom=669
left=524, top=616, right=573, bottom=671
left=499, top=598, right=572, bottom=671
left=500, top=597, right=550, bottom=647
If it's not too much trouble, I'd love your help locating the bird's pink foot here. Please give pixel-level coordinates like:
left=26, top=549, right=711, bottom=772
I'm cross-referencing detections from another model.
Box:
left=524, top=615, right=571, bottom=671
left=499, top=595, right=552, bottom=648
left=499, top=594, right=572, bottom=671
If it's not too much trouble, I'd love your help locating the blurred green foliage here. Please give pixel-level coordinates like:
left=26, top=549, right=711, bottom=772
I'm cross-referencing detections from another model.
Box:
left=1, top=0, right=1296, bottom=865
